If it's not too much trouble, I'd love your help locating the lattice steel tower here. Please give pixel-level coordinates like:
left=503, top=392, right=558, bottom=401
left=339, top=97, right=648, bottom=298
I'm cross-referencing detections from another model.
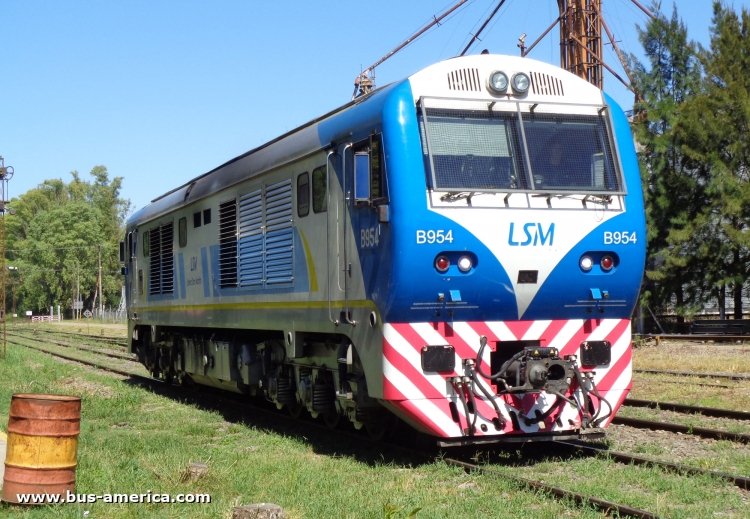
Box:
left=558, top=0, right=603, bottom=88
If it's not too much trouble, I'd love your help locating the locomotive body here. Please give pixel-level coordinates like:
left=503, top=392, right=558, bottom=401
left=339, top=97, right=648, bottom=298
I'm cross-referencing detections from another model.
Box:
left=123, top=54, right=646, bottom=444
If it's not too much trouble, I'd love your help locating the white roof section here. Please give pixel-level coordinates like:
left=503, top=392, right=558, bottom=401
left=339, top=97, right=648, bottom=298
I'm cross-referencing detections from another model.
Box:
left=407, top=54, right=604, bottom=107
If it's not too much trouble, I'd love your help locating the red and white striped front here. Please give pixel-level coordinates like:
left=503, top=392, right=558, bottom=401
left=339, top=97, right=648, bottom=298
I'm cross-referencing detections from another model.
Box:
left=381, top=318, right=632, bottom=440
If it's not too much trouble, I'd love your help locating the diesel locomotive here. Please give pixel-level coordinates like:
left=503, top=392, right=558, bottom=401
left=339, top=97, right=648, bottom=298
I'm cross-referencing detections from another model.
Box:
left=122, top=53, right=646, bottom=445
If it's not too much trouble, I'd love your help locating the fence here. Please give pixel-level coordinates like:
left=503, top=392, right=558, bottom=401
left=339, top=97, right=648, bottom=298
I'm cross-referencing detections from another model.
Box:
left=30, top=315, right=61, bottom=323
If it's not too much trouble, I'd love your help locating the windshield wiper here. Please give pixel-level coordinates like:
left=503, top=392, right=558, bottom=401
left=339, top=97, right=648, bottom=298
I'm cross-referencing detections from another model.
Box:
left=440, top=191, right=475, bottom=203
left=582, top=194, right=613, bottom=207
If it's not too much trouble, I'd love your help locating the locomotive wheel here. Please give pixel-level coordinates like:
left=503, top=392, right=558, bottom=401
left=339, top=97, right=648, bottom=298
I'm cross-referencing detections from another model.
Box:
left=287, top=400, right=304, bottom=419
left=364, top=413, right=393, bottom=441
left=365, top=420, right=387, bottom=441
left=322, top=410, right=341, bottom=429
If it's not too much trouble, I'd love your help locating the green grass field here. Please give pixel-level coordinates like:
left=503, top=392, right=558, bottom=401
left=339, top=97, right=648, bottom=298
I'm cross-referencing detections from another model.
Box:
left=2, top=326, right=749, bottom=518
left=0, top=340, right=602, bottom=519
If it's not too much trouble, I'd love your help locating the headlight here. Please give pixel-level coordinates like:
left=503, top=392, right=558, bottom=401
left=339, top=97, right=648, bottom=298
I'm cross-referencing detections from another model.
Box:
left=457, top=256, right=473, bottom=272
left=487, top=70, right=508, bottom=94
left=580, top=255, right=594, bottom=272
left=511, top=72, right=530, bottom=94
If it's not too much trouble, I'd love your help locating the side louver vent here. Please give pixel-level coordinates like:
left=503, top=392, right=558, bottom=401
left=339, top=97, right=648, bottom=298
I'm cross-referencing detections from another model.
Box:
left=447, top=68, right=481, bottom=92
left=219, top=199, right=238, bottom=288
left=148, top=222, right=174, bottom=295
left=531, top=71, right=564, bottom=96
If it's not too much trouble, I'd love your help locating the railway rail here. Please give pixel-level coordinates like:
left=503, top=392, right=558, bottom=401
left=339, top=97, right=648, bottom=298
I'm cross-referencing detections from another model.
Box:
left=7, top=331, right=135, bottom=362
left=13, top=326, right=128, bottom=348
left=634, top=368, right=750, bottom=381
left=556, top=440, right=750, bottom=491
left=624, top=398, right=750, bottom=421
left=8, top=331, right=750, bottom=517
left=612, top=416, right=750, bottom=443
left=442, top=457, right=658, bottom=519
left=638, top=333, right=749, bottom=344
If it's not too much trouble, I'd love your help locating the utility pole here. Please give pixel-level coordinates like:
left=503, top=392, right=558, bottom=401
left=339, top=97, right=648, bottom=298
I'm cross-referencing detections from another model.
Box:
left=0, top=156, right=15, bottom=359
left=98, top=245, right=103, bottom=318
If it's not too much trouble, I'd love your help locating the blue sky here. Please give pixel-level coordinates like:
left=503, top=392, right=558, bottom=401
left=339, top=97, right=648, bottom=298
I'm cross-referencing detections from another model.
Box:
left=1, top=1, right=744, bottom=215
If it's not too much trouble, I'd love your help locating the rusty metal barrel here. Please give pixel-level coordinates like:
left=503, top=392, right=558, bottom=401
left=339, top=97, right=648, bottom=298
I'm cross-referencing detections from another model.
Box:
left=2, top=394, right=81, bottom=504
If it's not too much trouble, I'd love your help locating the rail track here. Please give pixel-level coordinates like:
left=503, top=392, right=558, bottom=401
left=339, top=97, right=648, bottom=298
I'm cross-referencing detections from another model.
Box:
left=7, top=331, right=135, bottom=362
left=7, top=333, right=660, bottom=518
left=12, top=326, right=129, bottom=348
left=612, top=416, right=750, bottom=443
left=624, top=398, right=750, bottom=421
left=634, top=368, right=750, bottom=381
left=9, top=330, right=750, bottom=517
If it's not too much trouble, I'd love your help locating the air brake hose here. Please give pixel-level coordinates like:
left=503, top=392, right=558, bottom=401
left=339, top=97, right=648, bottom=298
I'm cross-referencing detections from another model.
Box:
left=587, top=381, right=613, bottom=426
left=464, top=377, right=480, bottom=433
left=571, top=363, right=595, bottom=427
left=521, top=394, right=563, bottom=426
left=474, top=335, right=522, bottom=387
left=451, top=379, right=474, bottom=436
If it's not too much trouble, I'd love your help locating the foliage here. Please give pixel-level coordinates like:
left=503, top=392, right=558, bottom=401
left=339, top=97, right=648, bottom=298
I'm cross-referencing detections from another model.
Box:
left=673, top=2, right=750, bottom=318
left=5, top=166, right=130, bottom=315
left=629, top=2, right=703, bottom=317
left=632, top=1, right=750, bottom=319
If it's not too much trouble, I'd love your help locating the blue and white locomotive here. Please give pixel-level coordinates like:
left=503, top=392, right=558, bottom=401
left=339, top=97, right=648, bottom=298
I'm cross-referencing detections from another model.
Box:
left=123, top=54, right=646, bottom=444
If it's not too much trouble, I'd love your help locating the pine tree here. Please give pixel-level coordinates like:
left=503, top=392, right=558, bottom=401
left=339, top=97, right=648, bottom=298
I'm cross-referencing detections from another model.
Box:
left=629, top=2, right=703, bottom=319
left=674, top=2, right=750, bottom=318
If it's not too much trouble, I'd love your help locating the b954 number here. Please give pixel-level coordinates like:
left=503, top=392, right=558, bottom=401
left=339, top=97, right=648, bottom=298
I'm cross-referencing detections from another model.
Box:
left=604, top=231, right=637, bottom=245
left=416, top=229, right=454, bottom=244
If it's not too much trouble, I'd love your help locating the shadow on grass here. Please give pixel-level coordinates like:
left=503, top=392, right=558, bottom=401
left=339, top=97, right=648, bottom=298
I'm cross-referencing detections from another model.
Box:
left=122, top=375, right=599, bottom=471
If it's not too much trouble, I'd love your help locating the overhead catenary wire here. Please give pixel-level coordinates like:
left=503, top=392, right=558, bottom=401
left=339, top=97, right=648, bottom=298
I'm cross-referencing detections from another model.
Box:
left=353, top=0, right=472, bottom=97
left=460, top=0, right=508, bottom=56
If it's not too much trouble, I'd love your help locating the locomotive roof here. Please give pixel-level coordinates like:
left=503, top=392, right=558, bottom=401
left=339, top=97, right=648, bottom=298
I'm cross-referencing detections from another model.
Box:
left=128, top=53, right=607, bottom=227
left=127, top=78, right=399, bottom=226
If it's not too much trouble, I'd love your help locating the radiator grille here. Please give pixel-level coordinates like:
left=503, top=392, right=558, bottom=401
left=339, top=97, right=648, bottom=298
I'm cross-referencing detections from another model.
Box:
left=531, top=71, right=564, bottom=96
left=148, top=222, right=174, bottom=295
left=447, top=68, right=482, bottom=92
left=218, top=199, right=238, bottom=288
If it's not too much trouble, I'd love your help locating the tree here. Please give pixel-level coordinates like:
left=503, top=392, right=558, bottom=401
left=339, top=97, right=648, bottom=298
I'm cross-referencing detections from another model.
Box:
left=674, top=2, right=750, bottom=318
left=6, top=167, right=130, bottom=316
left=629, top=2, right=703, bottom=319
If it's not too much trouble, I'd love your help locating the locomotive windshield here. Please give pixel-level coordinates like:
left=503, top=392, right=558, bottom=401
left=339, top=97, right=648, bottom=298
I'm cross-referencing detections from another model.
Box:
left=419, top=103, right=622, bottom=194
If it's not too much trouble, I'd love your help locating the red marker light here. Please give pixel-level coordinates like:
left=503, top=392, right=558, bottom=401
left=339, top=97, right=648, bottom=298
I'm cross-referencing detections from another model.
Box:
left=601, top=255, right=614, bottom=271
left=435, top=255, right=450, bottom=272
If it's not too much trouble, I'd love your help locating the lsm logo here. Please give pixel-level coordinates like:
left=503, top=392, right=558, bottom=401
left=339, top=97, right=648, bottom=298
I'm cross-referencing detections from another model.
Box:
left=508, top=222, right=555, bottom=246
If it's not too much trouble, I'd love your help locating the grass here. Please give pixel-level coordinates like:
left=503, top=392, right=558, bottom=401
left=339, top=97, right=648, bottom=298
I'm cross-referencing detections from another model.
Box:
left=0, top=342, right=601, bottom=519
left=633, top=340, right=750, bottom=373
left=486, top=456, right=750, bottom=519
left=629, top=373, right=750, bottom=412
left=2, top=330, right=749, bottom=517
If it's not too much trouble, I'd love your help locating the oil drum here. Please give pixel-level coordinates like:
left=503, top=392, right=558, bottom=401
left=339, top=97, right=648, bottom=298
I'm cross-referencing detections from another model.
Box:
left=2, top=393, right=81, bottom=504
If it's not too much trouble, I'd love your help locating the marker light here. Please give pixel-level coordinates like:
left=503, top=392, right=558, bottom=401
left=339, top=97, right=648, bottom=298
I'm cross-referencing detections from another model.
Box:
left=435, top=255, right=450, bottom=273
left=600, top=255, right=615, bottom=271
left=487, top=70, right=509, bottom=94
left=511, top=72, right=530, bottom=94
left=457, top=255, right=473, bottom=272
left=580, top=256, right=594, bottom=272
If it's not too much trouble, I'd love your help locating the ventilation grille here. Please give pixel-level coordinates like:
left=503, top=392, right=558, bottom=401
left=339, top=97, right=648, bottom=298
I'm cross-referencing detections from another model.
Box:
left=447, top=68, right=482, bottom=92
left=219, top=199, right=238, bottom=288
left=531, top=71, right=564, bottom=96
left=227, top=179, right=295, bottom=290
left=148, top=222, right=174, bottom=295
